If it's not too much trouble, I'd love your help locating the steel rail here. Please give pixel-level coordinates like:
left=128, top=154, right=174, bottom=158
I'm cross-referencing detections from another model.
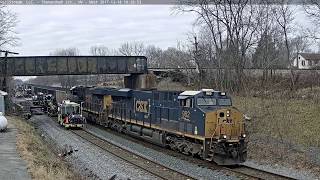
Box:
left=226, top=165, right=295, bottom=180
left=70, top=129, right=195, bottom=180
left=84, top=124, right=297, bottom=180
left=14, top=97, right=298, bottom=180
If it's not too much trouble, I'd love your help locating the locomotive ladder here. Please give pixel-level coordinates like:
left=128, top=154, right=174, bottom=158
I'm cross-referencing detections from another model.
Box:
left=206, top=125, right=221, bottom=161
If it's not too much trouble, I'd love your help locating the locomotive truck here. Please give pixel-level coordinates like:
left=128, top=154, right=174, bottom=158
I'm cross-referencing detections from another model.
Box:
left=71, top=87, right=247, bottom=165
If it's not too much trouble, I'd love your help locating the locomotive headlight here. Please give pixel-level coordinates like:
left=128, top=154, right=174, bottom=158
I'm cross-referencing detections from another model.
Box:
left=242, top=134, right=246, bottom=138
left=226, top=110, right=230, bottom=117
left=223, top=135, right=227, bottom=139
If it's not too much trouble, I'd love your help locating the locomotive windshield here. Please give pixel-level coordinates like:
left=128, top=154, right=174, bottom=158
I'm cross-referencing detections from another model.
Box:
left=63, top=106, right=80, bottom=114
left=218, top=98, right=232, bottom=106
left=197, top=97, right=232, bottom=106
left=197, top=97, right=217, bottom=106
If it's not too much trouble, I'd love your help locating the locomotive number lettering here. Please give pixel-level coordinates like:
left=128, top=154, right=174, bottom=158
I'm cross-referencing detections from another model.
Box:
left=135, top=100, right=148, bottom=113
left=181, top=110, right=190, bottom=121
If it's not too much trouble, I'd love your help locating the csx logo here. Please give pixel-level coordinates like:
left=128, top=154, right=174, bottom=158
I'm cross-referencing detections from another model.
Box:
left=135, top=100, right=148, bottom=113
left=222, top=119, right=233, bottom=124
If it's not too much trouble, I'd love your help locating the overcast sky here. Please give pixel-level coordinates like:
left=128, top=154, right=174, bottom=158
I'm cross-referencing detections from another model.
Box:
left=7, top=5, right=312, bottom=81
left=8, top=5, right=197, bottom=56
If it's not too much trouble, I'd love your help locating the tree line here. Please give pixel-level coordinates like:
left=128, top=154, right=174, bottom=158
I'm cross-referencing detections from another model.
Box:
left=30, top=0, right=320, bottom=92
left=1, top=2, right=320, bottom=93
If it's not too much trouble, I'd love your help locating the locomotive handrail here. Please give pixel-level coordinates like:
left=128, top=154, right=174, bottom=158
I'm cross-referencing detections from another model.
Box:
left=209, top=125, right=221, bottom=149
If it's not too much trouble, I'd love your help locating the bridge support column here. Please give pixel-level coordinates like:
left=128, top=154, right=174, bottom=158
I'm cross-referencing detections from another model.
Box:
left=124, top=73, right=156, bottom=90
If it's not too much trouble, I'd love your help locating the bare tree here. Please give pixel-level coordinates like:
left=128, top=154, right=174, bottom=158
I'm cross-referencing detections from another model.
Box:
left=90, top=45, right=108, bottom=56
left=304, top=0, right=320, bottom=27
left=253, top=2, right=281, bottom=86
left=50, top=47, right=80, bottom=56
left=0, top=6, right=18, bottom=48
left=176, top=0, right=269, bottom=91
left=291, top=36, right=311, bottom=55
left=90, top=45, right=119, bottom=56
left=0, top=6, right=19, bottom=92
left=275, top=1, right=296, bottom=90
left=145, top=45, right=163, bottom=68
left=118, top=41, right=145, bottom=56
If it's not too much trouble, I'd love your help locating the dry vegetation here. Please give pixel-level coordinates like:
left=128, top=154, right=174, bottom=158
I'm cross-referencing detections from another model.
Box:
left=8, top=116, right=80, bottom=180
left=233, top=88, right=320, bottom=176
left=157, top=78, right=193, bottom=91
left=234, top=89, right=320, bottom=147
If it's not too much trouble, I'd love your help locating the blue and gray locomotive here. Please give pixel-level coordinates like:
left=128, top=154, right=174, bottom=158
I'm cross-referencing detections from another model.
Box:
left=72, top=87, right=247, bottom=165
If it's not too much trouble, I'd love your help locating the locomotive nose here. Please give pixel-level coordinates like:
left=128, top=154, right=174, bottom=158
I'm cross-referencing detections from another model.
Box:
left=218, top=110, right=231, bottom=118
left=216, top=109, right=234, bottom=139
left=216, top=108, right=246, bottom=141
left=217, top=109, right=233, bottom=123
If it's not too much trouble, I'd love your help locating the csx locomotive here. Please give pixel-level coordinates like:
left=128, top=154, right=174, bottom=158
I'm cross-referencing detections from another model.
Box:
left=71, top=87, right=247, bottom=165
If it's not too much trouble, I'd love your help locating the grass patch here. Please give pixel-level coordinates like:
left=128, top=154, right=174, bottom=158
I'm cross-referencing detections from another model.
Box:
left=8, top=116, right=80, bottom=180
left=233, top=96, right=320, bottom=148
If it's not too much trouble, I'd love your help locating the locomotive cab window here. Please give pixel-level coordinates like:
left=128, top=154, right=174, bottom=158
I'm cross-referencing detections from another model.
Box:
left=180, top=98, right=193, bottom=108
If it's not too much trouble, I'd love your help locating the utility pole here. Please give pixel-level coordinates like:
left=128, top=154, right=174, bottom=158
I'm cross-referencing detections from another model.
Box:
left=1, top=50, right=19, bottom=92
left=1, top=50, right=19, bottom=115
left=193, top=36, right=202, bottom=89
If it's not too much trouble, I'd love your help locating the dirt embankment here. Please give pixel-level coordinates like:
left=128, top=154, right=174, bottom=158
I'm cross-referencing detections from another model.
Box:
left=234, top=96, right=320, bottom=177
left=9, top=116, right=81, bottom=180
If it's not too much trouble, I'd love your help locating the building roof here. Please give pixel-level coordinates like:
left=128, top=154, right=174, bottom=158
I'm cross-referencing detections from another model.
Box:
left=300, top=53, right=320, bottom=61
left=179, top=91, right=201, bottom=96
left=0, top=90, right=8, bottom=96
left=61, top=100, right=78, bottom=106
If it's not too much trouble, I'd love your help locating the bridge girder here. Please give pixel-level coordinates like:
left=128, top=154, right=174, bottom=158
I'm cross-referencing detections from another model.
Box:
left=0, top=56, right=147, bottom=76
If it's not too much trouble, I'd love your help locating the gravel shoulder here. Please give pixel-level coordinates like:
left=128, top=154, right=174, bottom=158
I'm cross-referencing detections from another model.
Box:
left=28, top=115, right=159, bottom=180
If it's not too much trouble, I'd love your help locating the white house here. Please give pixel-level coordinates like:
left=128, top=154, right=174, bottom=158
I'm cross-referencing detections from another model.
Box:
left=292, top=53, right=320, bottom=69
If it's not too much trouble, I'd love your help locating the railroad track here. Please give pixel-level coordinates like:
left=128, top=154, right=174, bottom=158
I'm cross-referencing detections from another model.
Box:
left=13, top=99, right=298, bottom=180
left=70, top=129, right=195, bottom=180
left=84, top=124, right=296, bottom=180
left=227, top=165, right=294, bottom=180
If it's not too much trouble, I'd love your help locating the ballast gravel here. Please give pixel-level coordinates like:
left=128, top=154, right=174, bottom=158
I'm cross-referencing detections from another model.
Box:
left=28, top=114, right=316, bottom=180
left=86, top=124, right=320, bottom=180
left=85, top=124, right=238, bottom=180
left=28, top=115, right=159, bottom=180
